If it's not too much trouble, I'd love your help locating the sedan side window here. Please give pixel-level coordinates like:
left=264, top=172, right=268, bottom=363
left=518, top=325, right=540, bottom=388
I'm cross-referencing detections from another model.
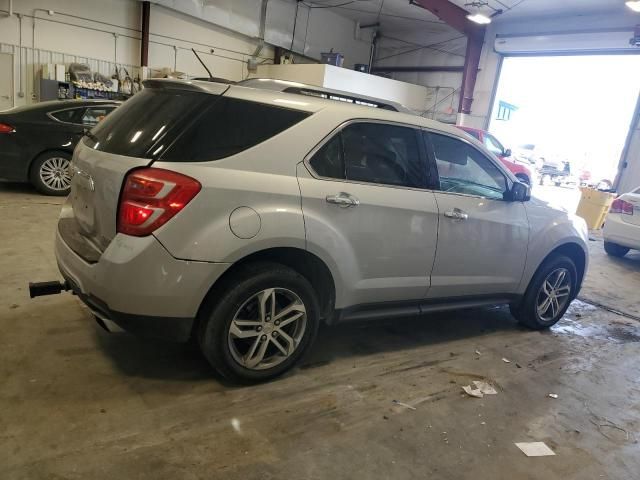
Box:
left=430, top=133, right=507, bottom=200
left=81, top=107, right=115, bottom=126
left=50, top=108, right=83, bottom=124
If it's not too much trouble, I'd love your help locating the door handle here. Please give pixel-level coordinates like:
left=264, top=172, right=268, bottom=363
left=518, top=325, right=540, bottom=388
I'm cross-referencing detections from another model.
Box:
left=326, top=192, right=359, bottom=207
left=1, top=95, right=9, bottom=99
left=444, top=208, right=468, bottom=220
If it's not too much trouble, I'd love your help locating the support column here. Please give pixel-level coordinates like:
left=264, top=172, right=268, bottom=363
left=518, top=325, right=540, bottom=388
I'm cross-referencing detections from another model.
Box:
left=141, top=1, right=150, bottom=67
left=458, top=29, right=483, bottom=115
left=410, top=0, right=486, bottom=118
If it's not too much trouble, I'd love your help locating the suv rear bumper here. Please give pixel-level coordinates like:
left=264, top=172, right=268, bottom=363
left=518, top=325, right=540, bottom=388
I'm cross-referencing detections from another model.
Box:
left=55, top=224, right=230, bottom=341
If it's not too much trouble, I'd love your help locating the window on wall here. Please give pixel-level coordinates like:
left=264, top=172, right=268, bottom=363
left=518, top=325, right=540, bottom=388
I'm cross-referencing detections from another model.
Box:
left=309, top=122, right=426, bottom=189
left=430, top=132, right=507, bottom=200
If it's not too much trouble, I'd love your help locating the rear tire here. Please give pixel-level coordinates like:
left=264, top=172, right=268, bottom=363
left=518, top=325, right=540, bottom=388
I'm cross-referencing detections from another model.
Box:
left=604, top=241, right=629, bottom=258
left=511, top=254, right=577, bottom=330
left=30, top=151, right=72, bottom=196
left=198, top=262, right=320, bottom=383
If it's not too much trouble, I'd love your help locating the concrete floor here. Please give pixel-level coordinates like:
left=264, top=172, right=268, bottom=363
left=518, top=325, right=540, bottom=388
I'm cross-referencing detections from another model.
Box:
left=1, top=182, right=640, bottom=480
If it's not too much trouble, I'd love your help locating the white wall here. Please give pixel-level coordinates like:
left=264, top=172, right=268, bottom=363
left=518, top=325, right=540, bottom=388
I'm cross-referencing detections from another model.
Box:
left=374, top=31, right=466, bottom=123
left=151, top=0, right=373, bottom=68
left=147, top=4, right=274, bottom=81
left=0, top=0, right=371, bottom=108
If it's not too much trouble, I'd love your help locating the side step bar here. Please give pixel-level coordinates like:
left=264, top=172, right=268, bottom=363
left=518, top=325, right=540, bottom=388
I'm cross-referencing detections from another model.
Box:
left=29, top=280, right=71, bottom=298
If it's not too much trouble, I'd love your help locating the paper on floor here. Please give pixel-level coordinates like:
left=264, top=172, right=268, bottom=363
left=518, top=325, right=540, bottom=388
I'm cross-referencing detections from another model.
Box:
left=515, top=442, right=556, bottom=457
left=462, top=381, right=498, bottom=398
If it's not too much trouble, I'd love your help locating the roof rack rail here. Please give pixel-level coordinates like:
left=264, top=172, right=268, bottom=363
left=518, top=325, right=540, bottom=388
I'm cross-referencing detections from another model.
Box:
left=282, top=87, right=398, bottom=111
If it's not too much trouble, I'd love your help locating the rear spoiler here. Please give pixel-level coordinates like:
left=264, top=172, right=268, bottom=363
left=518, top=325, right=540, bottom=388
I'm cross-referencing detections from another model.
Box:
left=142, top=79, right=231, bottom=95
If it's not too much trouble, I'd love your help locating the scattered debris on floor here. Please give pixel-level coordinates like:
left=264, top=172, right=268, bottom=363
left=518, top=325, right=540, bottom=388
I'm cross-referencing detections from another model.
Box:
left=515, top=442, right=556, bottom=457
left=548, top=393, right=559, bottom=399
left=475, top=350, right=481, bottom=356
left=502, top=358, right=511, bottom=363
left=392, top=399, right=416, bottom=410
left=462, top=381, right=498, bottom=398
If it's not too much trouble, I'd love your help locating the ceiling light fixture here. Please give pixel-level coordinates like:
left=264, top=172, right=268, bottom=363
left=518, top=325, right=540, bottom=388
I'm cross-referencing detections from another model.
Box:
left=627, top=1, right=640, bottom=12
left=466, top=13, right=492, bottom=24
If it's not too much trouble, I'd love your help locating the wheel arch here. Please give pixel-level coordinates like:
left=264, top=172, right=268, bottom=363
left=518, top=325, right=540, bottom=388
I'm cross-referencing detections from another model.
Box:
left=534, top=242, right=587, bottom=298
left=195, top=247, right=337, bottom=336
left=28, top=148, right=73, bottom=177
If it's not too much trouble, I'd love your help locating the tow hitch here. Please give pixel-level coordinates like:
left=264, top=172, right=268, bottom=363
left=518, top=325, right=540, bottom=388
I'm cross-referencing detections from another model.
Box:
left=29, top=281, right=71, bottom=298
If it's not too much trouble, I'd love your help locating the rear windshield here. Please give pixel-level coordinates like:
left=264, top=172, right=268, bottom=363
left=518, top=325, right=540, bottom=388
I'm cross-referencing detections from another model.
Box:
left=83, top=88, right=310, bottom=161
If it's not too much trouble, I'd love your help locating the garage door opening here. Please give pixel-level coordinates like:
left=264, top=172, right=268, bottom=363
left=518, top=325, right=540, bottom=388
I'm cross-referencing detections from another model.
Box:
left=488, top=55, right=640, bottom=210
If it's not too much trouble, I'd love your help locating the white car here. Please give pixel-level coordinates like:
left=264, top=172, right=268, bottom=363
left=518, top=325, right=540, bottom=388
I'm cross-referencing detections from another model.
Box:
left=30, top=78, right=589, bottom=382
left=603, top=187, right=640, bottom=257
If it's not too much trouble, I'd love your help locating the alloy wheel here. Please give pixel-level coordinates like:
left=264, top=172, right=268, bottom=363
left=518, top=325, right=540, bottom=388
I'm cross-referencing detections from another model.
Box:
left=39, top=157, right=71, bottom=191
left=536, top=267, right=571, bottom=321
left=227, top=288, right=307, bottom=370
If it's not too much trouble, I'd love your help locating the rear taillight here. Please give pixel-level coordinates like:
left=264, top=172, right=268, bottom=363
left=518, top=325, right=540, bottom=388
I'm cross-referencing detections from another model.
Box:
left=610, top=198, right=634, bottom=215
left=0, top=123, right=15, bottom=134
left=117, top=168, right=201, bottom=237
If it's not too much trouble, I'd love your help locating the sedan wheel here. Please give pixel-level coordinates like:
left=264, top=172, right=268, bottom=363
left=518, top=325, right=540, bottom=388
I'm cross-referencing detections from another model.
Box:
left=228, top=288, right=307, bottom=370
left=40, top=157, right=72, bottom=192
left=30, top=151, right=72, bottom=196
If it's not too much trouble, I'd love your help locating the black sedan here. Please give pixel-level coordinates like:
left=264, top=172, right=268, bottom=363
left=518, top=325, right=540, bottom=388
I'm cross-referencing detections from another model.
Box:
left=0, top=100, right=119, bottom=195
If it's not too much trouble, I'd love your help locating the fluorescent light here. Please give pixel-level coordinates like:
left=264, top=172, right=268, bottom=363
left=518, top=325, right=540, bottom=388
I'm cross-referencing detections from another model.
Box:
left=466, top=13, right=491, bottom=24
left=627, top=1, right=640, bottom=12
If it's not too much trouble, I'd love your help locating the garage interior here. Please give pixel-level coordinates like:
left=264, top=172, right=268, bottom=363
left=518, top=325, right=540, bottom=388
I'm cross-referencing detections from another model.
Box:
left=1, top=0, right=640, bottom=479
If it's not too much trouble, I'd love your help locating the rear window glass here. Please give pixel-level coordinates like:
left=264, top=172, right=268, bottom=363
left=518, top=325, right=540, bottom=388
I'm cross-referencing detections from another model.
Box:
left=161, top=97, right=310, bottom=162
left=83, top=89, right=206, bottom=158
left=84, top=88, right=309, bottom=161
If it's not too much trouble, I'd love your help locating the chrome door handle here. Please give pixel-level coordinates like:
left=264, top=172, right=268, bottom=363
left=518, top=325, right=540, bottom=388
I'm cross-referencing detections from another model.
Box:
left=326, top=192, right=359, bottom=207
left=444, top=208, right=468, bottom=220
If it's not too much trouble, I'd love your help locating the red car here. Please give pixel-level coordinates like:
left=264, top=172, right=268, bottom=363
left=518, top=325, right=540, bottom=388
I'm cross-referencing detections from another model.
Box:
left=456, top=126, right=533, bottom=186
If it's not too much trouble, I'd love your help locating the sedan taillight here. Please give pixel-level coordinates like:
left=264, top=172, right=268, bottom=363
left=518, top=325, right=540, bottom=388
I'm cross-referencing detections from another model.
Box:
left=610, top=198, right=634, bottom=215
left=0, top=123, right=15, bottom=134
left=117, top=168, right=201, bottom=237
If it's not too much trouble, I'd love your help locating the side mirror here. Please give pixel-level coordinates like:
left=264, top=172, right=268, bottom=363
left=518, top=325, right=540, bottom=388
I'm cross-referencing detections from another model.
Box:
left=503, top=148, right=512, bottom=157
left=507, top=181, right=530, bottom=202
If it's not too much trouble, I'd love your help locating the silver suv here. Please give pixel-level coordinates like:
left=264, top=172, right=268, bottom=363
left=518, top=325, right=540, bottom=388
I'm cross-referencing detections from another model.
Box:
left=46, top=79, right=589, bottom=382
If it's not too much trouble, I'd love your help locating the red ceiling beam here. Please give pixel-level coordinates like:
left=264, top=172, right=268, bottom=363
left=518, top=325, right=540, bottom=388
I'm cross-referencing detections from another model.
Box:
left=410, top=0, right=486, bottom=117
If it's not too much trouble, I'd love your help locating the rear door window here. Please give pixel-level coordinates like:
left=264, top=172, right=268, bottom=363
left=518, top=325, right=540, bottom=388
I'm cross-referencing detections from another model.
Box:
left=161, top=97, right=309, bottom=162
left=308, top=122, right=426, bottom=189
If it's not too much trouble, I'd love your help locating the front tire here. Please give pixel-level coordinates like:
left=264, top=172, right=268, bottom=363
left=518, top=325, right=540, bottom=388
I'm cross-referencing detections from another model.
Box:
left=604, top=241, right=629, bottom=257
left=515, top=174, right=530, bottom=186
left=511, top=254, right=577, bottom=330
left=198, top=262, right=320, bottom=383
left=30, top=151, right=72, bottom=196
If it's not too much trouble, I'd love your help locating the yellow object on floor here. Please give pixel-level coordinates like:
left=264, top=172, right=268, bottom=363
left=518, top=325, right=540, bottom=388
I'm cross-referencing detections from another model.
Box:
left=576, top=187, right=616, bottom=230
